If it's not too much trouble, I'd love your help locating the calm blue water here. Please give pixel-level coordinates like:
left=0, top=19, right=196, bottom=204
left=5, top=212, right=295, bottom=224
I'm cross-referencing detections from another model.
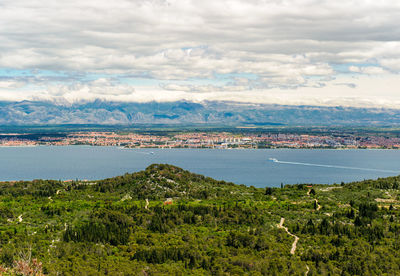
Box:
left=0, top=146, right=399, bottom=187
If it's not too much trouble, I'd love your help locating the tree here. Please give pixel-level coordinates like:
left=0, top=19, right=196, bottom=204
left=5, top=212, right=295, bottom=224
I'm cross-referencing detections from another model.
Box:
left=265, top=187, right=273, bottom=195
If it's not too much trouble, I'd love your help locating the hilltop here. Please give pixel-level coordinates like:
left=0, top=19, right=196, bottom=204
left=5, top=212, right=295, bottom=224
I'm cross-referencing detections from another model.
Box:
left=95, top=164, right=253, bottom=200
left=0, top=164, right=400, bottom=275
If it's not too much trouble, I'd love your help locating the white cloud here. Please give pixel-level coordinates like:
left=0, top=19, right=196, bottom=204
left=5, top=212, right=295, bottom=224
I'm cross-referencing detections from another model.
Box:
left=348, top=66, right=387, bottom=74
left=0, top=79, right=26, bottom=89
left=0, top=0, right=400, bottom=106
left=1, top=73, right=400, bottom=109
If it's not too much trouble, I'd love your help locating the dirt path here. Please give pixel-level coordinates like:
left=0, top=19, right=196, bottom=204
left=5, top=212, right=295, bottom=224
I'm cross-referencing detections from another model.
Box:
left=307, top=189, right=321, bottom=210
left=305, top=265, right=310, bottom=275
left=145, top=198, right=149, bottom=209
left=18, top=214, right=23, bottom=222
left=315, top=199, right=322, bottom=211
left=277, top=218, right=299, bottom=255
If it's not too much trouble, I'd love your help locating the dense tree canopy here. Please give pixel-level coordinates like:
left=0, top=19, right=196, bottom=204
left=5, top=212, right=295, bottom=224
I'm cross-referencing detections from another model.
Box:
left=0, top=164, right=400, bottom=275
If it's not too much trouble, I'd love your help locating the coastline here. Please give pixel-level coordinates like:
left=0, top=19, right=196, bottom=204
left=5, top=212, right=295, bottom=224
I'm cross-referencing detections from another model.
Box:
left=0, top=144, right=396, bottom=150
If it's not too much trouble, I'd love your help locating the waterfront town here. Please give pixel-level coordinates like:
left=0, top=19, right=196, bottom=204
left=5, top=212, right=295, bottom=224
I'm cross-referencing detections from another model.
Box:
left=1, top=131, right=400, bottom=149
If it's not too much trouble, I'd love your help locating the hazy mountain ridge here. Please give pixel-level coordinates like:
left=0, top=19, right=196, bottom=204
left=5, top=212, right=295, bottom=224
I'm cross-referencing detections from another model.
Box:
left=0, top=100, right=400, bottom=126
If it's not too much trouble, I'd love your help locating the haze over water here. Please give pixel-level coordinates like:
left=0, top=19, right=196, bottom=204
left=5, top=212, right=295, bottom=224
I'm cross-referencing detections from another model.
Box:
left=0, top=146, right=399, bottom=187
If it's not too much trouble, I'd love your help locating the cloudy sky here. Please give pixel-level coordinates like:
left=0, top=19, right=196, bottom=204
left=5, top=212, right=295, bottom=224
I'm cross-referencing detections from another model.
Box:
left=1, top=0, right=400, bottom=107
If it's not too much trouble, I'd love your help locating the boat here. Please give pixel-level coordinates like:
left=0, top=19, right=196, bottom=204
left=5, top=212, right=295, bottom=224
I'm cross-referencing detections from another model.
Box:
left=268, top=158, right=278, bottom=162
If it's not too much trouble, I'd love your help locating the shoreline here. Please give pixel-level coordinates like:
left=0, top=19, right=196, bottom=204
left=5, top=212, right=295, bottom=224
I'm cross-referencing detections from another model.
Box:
left=0, top=144, right=397, bottom=150
left=0, top=145, right=38, bottom=148
left=1, top=170, right=398, bottom=185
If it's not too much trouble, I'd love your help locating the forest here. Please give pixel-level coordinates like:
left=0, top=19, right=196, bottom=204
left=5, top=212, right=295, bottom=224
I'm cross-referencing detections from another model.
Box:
left=0, top=164, right=400, bottom=275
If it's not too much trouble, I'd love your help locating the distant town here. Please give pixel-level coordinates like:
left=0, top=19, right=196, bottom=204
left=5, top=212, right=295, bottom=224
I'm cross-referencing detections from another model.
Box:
left=1, top=131, right=400, bottom=149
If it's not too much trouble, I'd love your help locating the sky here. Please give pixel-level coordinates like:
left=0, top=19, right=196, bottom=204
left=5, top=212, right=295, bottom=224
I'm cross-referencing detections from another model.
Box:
left=0, top=0, right=400, bottom=108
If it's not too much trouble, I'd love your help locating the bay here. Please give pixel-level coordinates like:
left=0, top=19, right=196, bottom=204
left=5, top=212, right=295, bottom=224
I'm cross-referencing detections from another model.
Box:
left=0, top=146, right=399, bottom=187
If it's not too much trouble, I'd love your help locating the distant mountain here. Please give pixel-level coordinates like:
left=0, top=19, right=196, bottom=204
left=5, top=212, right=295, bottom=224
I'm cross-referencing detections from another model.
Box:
left=0, top=100, right=400, bottom=126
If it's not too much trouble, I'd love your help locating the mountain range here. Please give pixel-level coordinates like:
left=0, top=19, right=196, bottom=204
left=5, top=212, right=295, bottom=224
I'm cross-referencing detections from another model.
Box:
left=0, top=100, right=400, bottom=126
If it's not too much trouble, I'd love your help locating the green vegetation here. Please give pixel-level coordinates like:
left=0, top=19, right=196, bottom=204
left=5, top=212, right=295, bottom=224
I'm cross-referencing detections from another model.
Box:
left=2, top=124, right=400, bottom=138
left=1, top=164, right=400, bottom=275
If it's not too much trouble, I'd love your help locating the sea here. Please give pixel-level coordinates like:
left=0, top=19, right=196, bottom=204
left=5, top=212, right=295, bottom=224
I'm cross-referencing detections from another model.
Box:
left=0, top=146, right=399, bottom=187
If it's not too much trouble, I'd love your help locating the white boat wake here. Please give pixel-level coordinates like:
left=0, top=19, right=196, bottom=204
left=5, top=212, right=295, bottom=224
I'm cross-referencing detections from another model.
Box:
left=268, top=158, right=398, bottom=173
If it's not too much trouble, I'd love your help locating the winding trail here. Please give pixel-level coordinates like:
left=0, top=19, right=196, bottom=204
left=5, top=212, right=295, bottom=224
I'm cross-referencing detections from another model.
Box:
left=308, top=189, right=321, bottom=211
left=315, top=199, right=322, bottom=211
left=305, top=265, right=310, bottom=276
left=145, top=198, right=149, bottom=210
left=277, top=218, right=299, bottom=255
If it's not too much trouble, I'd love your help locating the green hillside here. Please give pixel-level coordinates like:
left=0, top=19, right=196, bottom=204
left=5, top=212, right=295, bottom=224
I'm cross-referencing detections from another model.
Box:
left=1, top=164, right=400, bottom=275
